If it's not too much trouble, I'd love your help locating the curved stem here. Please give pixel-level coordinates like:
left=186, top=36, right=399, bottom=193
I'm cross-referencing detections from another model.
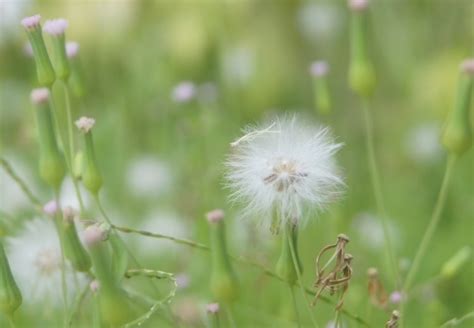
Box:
left=287, top=227, right=319, bottom=328
left=54, top=191, right=69, bottom=325
left=362, top=99, right=399, bottom=286
left=402, top=155, right=456, bottom=317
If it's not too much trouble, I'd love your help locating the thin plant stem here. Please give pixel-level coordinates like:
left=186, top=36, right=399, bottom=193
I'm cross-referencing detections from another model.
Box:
left=402, top=155, right=456, bottom=315
left=0, top=158, right=42, bottom=209
left=225, top=305, right=237, bottom=328
left=54, top=191, right=69, bottom=326
left=286, top=229, right=319, bottom=328
left=440, top=310, right=474, bottom=327
left=61, top=81, right=86, bottom=213
left=7, top=316, right=15, bottom=328
left=289, top=285, right=301, bottom=328
left=334, top=310, right=341, bottom=328
left=362, top=99, right=399, bottom=286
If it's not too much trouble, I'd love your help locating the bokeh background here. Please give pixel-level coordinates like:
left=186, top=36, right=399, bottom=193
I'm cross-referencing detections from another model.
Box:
left=1, top=0, right=473, bottom=327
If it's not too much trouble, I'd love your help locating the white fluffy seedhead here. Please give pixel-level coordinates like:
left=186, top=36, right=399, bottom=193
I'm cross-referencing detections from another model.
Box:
left=43, top=19, right=68, bottom=36
left=75, top=116, right=95, bottom=133
left=21, top=15, right=41, bottom=30
left=225, top=115, right=344, bottom=228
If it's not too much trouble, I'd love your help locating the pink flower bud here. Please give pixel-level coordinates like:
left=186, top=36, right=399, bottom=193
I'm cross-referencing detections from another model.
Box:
left=83, top=224, right=106, bottom=247
left=30, top=88, right=50, bottom=105
left=206, top=209, right=225, bottom=223
left=21, top=15, right=41, bottom=30
left=310, top=61, right=329, bottom=77
left=43, top=200, right=58, bottom=216
left=90, top=280, right=100, bottom=293
left=206, top=303, right=219, bottom=314
left=389, top=291, right=405, bottom=304
left=63, top=206, right=77, bottom=223
left=348, top=0, right=369, bottom=11
left=172, top=81, right=196, bottom=103
left=66, top=41, right=80, bottom=58
left=460, top=59, right=474, bottom=75
left=43, top=19, right=68, bottom=36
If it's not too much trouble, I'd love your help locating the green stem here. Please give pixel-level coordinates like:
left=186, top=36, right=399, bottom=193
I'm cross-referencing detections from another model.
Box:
left=286, top=227, right=319, bottom=328
left=225, top=305, right=237, bottom=328
left=53, top=191, right=69, bottom=326
left=62, top=82, right=86, bottom=213
left=334, top=310, right=341, bottom=328
left=440, top=310, right=474, bottom=327
left=0, top=158, right=42, bottom=209
left=289, top=285, right=301, bottom=328
left=402, top=155, right=456, bottom=294
left=362, top=99, right=399, bottom=286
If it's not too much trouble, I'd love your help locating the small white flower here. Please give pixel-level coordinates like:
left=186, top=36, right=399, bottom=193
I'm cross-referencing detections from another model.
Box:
left=225, top=115, right=344, bottom=228
left=43, top=18, right=68, bottom=36
left=6, top=218, right=80, bottom=306
left=75, top=116, right=95, bottom=133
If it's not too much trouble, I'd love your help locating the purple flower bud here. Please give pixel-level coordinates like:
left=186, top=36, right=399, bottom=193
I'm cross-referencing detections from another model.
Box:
left=43, top=19, right=68, bottom=36
left=206, top=303, right=219, bottom=314
left=348, top=0, right=369, bottom=11
left=21, top=15, right=41, bottom=30
left=460, top=59, right=474, bottom=75
left=43, top=200, right=58, bottom=216
left=30, top=88, right=50, bottom=105
left=310, top=61, right=329, bottom=77
left=206, top=209, right=225, bottom=224
left=66, top=41, right=80, bottom=59
left=172, top=81, right=196, bottom=103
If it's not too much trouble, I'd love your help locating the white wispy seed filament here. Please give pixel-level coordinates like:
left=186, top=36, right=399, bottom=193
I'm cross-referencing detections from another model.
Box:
left=225, top=115, right=344, bottom=228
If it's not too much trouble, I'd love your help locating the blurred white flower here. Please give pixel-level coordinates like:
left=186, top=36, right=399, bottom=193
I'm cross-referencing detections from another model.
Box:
left=297, top=3, right=342, bottom=43
left=221, top=46, right=256, bottom=85
left=126, top=156, right=173, bottom=198
left=6, top=218, right=79, bottom=306
left=352, top=212, right=400, bottom=250
left=404, top=123, right=442, bottom=165
left=225, top=115, right=344, bottom=228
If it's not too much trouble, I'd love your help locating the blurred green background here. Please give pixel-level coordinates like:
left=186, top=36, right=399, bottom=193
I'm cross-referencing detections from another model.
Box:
left=1, top=0, right=473, bottom=327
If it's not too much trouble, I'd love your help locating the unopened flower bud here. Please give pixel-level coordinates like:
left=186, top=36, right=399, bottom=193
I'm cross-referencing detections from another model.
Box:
left=21, top=15, right=56, bottom=86
left=31, top=88, right=65, bottom=189
left=43, top=200, right=58, bottom=216
left=0, top=242, right=22, bottom=316
left=66, top=42, right=86, bottom=98
left=63, top=206, right=76, bottom=223
left=442, top=59, right=473, bottom=156
left=440, top=246, right=471, bottom=279
left=76, top=117, right=103, bottom=195
left=90, top=280, right=100, bottom=293
left=207, top=211, right=238, bottom=303
left=348, top=0, right=376, bottom=98
left=172, top=81, right=196, bottom=103
left=43, top=19, right=70, bottom=80
left=83, top=224, right=108, bottom=247
left=310, top=61, right=332, bottom=115
left=206, top=302, right=220, bottom=314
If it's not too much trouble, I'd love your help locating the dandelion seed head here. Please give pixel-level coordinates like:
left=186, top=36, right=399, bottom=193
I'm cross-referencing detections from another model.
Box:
left=43, top=18, right=68, bottom=36
left=310, top=61, right=329, bottom=77
left=348, top=0, right=369, bottom=11
left=225, top=115, right=344, bottom=228
left=206, top=209, right=225, bottom=223
left=75, top=116, right=95, bottom=133
left=66, top=41, right=79, bottom=58
left=21, top=14, right=41, bottom=29
left=461, top=58, right=474, bottom=75
left=6, top=218, right=79, bottom=306
left=31, top=88, right=50, bottom=105
left=43, top=199, right=58, bottom=216
left=206, top=303, right=220, bottom=314
left=172, top=81, right=196, bottom=103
